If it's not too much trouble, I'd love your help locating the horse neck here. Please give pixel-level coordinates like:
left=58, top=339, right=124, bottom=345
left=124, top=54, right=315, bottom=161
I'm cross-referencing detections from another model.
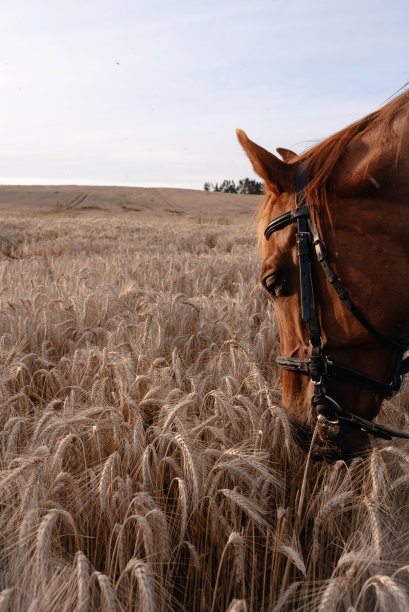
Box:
left=324, top=186, right=409, bottom=344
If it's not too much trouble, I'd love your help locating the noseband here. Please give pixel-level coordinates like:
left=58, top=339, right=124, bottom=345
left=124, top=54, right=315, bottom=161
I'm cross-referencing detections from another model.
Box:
left=264, top=165, right=409, bottom=441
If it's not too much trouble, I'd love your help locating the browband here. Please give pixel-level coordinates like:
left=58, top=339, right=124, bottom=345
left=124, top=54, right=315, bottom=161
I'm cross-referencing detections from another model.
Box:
left=264, top=205, right=309, bottom=240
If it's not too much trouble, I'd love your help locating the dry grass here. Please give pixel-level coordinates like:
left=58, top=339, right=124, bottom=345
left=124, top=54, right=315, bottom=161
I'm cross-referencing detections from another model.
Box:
left=1, top=203, right=409, bottom=611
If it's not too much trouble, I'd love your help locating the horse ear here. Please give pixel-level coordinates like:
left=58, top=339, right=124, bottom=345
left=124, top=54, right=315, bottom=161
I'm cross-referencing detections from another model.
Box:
left=276, top=147, right=297, bottom=162
left=236, top=129, right=296, bottom=193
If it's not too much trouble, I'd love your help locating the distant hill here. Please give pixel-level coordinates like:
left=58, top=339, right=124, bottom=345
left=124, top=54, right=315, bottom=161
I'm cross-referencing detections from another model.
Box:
left=0, top=185, right=261, bottom=220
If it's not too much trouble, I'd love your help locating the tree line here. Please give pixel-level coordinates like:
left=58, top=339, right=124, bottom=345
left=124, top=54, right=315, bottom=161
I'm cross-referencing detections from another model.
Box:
left=203, top=178, right=263, bottom=194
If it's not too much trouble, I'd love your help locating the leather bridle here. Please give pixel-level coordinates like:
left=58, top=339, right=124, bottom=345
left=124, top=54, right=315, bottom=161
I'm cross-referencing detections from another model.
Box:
left=263, top=165, right=409, bottom=441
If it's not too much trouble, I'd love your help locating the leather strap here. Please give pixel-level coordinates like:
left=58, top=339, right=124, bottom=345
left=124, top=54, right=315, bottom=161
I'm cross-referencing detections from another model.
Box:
left=338, top=411, right=409, bottom=440
left=264, top=205, right=308, bottom=240
left=295, top=167, right=313, bottom=323
left=276, top=354, right=404, bottom=398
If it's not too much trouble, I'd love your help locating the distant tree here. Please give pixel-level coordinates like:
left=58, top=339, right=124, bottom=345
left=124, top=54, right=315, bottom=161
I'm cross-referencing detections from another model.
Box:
left=237, top=178, right=263, bottom=194
left=203, top=178, right=263, bottom=194
left=219, top=180, right=238, bottom=193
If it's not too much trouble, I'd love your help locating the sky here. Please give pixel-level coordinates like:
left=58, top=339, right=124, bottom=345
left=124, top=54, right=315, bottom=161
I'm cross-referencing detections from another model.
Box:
left=1, top=0, right=408, bottom=189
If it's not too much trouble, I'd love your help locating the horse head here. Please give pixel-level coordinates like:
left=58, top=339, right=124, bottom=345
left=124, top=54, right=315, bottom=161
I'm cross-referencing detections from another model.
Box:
left=237, top=90, right=409, bottom=460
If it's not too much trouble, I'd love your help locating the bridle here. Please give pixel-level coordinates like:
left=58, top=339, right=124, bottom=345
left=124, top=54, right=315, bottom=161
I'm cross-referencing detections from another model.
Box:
left=263, top=164, right=409, bottom=441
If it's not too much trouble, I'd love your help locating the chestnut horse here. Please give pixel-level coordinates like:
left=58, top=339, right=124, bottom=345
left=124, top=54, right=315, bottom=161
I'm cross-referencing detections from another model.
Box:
left=238, top=89, right=409, bottom=459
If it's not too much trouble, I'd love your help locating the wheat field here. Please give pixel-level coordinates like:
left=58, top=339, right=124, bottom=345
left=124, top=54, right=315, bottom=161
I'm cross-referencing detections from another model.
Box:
left=1, top=195, right=409, bottom=611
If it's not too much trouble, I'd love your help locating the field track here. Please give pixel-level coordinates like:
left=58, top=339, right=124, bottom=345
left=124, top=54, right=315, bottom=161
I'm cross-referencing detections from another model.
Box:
left=1, top=187, right=409, bottom=611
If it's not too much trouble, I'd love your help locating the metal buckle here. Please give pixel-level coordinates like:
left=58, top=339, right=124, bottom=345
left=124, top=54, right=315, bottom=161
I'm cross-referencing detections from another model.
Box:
left=296, top=231, right=310, bottom=243
left=312, top=237, right=327, bottom=262
left=296, top=233, right=310, bottom=259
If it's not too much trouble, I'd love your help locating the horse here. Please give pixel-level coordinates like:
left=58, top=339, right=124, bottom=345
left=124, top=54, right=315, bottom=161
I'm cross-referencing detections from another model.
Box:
left=237, top=89, right=409, bottom=460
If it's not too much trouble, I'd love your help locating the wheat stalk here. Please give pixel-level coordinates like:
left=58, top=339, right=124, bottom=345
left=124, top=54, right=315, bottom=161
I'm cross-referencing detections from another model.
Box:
left=92, top=572, right=117, bottom=612
left=0, top=588, right=15, bottom=612
left=99, top=451, right=121, bottom=512
left=210, top=532, right=245, bottom=612
left=75, top=551, right=90, bottom=612
left=279, top=542, right=306, bottom=578
left=271, top=581, right=301, bottom=612
left=318, top=577, right=345, bottom=612
left=133, top=561, right=155, bottom=612
left=226, top=599, right=248, bottom=612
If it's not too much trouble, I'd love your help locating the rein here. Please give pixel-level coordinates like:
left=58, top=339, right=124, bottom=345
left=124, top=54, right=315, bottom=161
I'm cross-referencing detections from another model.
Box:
left=264, top=165, right=409, bottom=441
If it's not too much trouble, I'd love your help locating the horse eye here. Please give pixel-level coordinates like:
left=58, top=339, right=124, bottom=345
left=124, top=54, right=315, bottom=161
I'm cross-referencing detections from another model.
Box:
left=262, top=273, right=280, bottom=296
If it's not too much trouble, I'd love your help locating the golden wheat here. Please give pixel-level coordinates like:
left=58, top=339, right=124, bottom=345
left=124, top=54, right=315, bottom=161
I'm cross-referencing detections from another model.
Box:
left=0, top=210, right=409, bottom=610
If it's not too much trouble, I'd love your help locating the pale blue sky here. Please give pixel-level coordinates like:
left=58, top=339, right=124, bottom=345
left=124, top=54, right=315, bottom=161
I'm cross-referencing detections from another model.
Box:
left=1, top=0, right=408, bottom=188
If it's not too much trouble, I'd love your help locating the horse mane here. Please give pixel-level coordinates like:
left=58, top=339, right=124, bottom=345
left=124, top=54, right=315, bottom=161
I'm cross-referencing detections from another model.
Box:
left=258, top=87, right=409, bottom=247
